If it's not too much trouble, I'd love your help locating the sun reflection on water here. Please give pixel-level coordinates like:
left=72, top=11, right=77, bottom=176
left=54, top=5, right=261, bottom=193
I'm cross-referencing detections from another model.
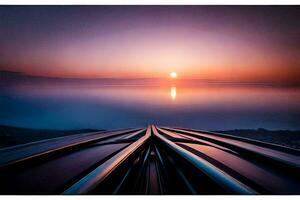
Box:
left=170, top=86, right=177, bottom=101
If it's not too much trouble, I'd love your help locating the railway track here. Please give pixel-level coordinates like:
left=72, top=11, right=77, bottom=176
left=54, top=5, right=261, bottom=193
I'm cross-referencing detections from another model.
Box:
left=0, top=125, right=299, bottom=194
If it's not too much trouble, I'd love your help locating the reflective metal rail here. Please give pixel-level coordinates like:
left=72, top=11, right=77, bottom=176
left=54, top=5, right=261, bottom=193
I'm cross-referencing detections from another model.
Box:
left=0, top=125, right=299, bottom=195
left=0, top=128, right=143, bottom=168
left=152, top=126, right=256, bottom=194
left=63, top=126, right=151, bottom=194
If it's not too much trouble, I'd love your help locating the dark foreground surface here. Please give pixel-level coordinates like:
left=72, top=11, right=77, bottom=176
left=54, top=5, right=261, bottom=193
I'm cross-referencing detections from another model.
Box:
left=0, top=125, right=299, bottom=195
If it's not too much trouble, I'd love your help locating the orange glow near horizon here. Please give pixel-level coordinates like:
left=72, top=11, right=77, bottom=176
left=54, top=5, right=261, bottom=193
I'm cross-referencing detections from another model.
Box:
left=18, top=63, right=299, bottom=85
left=1, top=6, right=300, bottom=85
left=4, top=21, right=299, bottom=84
left=5, top=25, right=300, bottom=84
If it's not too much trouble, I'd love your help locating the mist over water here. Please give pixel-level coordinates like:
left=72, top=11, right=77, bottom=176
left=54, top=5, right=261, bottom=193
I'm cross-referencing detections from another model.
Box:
left=1, top=80, right=300, bottom=131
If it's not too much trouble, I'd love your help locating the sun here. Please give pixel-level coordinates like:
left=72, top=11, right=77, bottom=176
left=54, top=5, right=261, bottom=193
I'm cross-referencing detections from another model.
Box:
left=170, top=72, right=177, bottom=79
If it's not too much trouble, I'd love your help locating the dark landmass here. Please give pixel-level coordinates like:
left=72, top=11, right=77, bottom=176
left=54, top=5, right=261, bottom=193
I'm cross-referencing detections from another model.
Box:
left=0, top=125, right=101, bottom=148
left=217, top=128, right=300, bottom=150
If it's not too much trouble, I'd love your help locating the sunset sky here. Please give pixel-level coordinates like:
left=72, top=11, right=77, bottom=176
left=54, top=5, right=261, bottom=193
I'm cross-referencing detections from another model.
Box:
left=0, top=6, right=299, bottom=83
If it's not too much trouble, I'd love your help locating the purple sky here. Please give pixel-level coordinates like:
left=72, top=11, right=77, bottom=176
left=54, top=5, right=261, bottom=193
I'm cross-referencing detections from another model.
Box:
left=0, top=6, right=299, bottom=83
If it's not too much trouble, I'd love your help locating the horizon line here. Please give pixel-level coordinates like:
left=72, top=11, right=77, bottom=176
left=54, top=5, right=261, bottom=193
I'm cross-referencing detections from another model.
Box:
left=1, top=70, right=300, bottom=86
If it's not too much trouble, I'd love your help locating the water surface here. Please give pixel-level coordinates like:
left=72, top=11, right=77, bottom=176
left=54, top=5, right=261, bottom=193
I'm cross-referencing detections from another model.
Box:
left=1, top=81, right=299, bottom=130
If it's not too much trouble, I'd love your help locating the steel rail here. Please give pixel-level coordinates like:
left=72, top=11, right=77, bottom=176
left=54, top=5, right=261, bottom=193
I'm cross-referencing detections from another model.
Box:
left=163, top=127, right=300, bottom=155
left=162, top=127, right=300, bottom=168
left=152, top=125, right=256, bottom=194
left=157, top=127, right=237, bottom=154
left=0, top=128, right=144, bottom=168
left=63, top=126, right=152, bottom=194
